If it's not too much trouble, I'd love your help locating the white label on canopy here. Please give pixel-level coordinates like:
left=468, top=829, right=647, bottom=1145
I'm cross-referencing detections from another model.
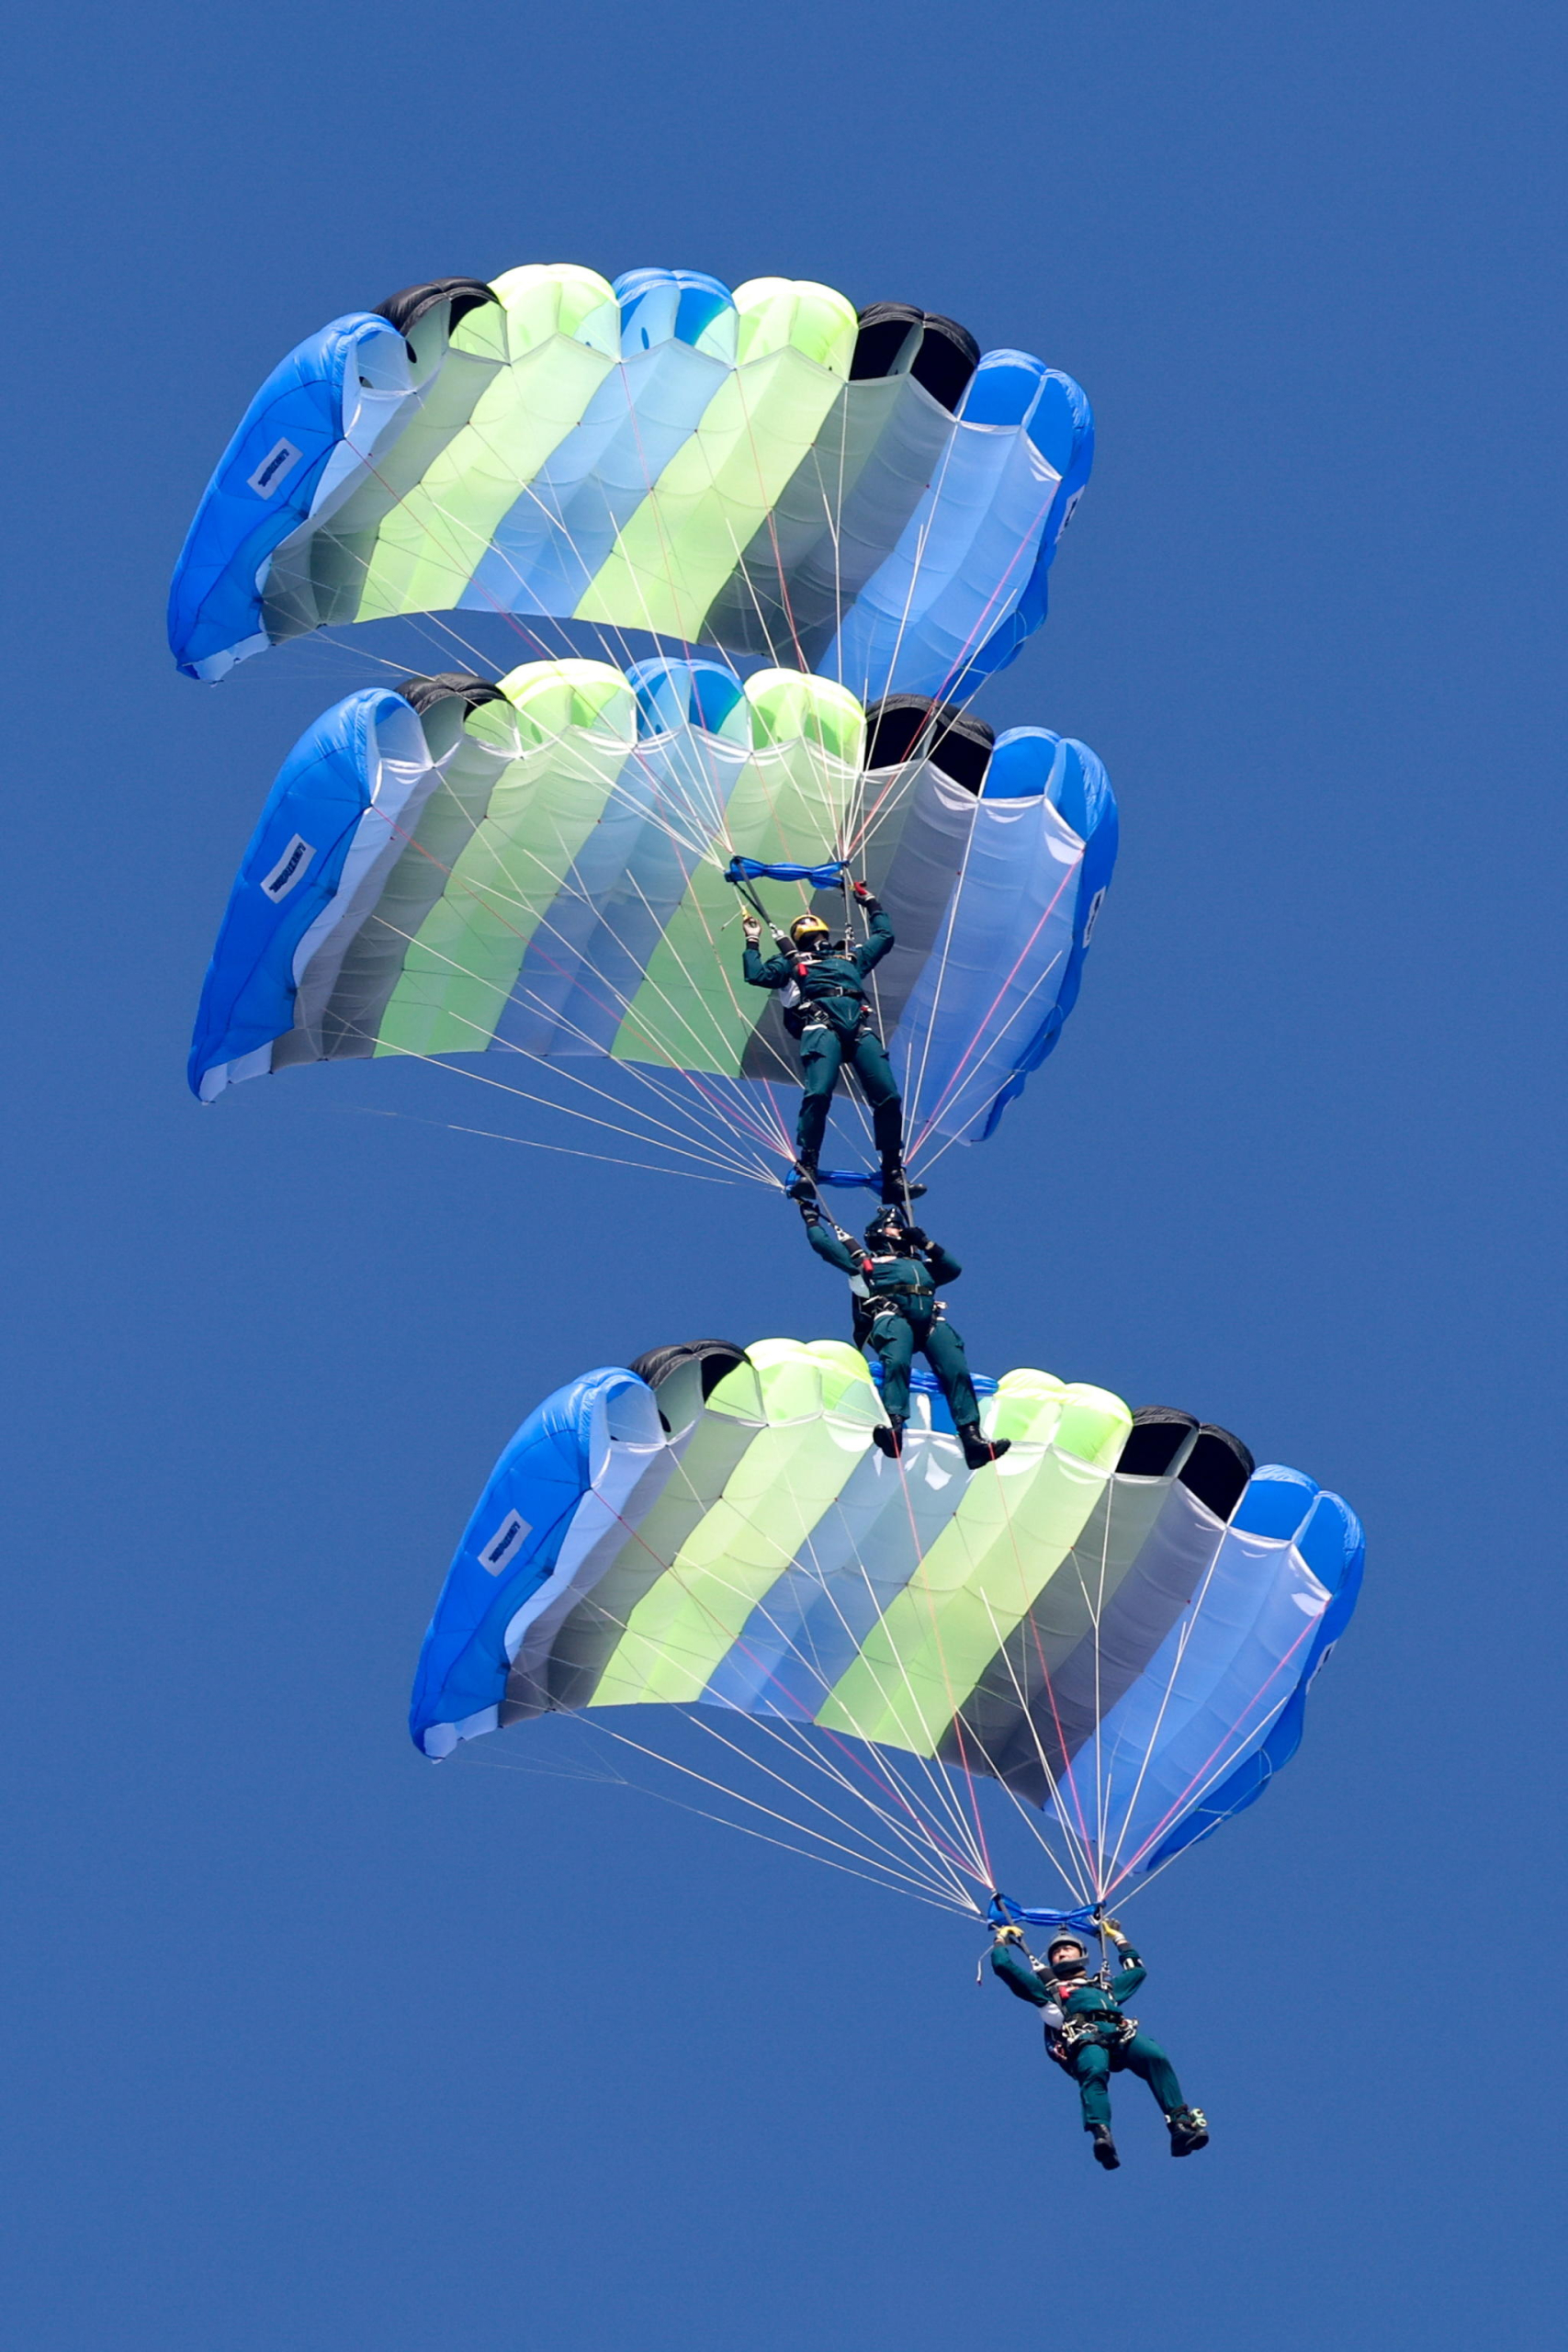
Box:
left=259, top=835, right=315, bottom=901
left=246, top=437, right=303, bottom=498
left=479, top=1511, right=532, bottom=1576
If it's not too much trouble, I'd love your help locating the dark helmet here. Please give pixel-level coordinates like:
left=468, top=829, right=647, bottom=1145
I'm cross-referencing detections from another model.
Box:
left=864, top=1205, right=908, bottom=1250
left=1044, top=1934, right=1089, bottom=1979
left=789, top=912, right=831, bottom=950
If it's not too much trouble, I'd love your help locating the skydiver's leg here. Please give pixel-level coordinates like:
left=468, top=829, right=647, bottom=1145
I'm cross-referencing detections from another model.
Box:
left=1118, top=2035, right=1184, bottom=2116
left=919, top=1316, right=981, bottom=1432
left=847, top=1031, right=905, bottom=1175
left=1072, top=2044, right=1112, bottom=2131
left=795, top=1028, right=844, bottom=1170
left=867, top=1312, right=915, bottom=1423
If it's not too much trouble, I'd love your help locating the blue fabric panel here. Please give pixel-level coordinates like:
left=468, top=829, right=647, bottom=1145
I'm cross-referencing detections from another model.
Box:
left=408, top=1367, right=640, bottom=1750
left=702, top=1443, right=969, bottom=1717
left=958, top=374, right=1096, bottom=691
left=1139, top=1488, right=1366, bottom=1871
left=186, top=689, right=405, bottom=1093
left=976, top=738, right=1118, bottom=1140
left=167, top=313, right=405, bottom=678
left=465, top=338, right=728, bottom=615
left=630, top=656, right=748, bottom=740
left=1229, top=1464, right=1319, bottom=1540
left=822, top=356, right=1093, bottom=701
left=498, top=725, right=733, bottom=1058
left=978, top=730, right=1055, bottom=800
left=614, top=268, right=736, bottom=359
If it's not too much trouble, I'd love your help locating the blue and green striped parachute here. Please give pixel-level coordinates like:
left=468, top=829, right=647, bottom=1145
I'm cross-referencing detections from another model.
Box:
left=188, top=656, right=1116, bottom=1189
left=167, top=265, right=1091, bottom=702
left=410, top=1339, right=1363, bottom=1916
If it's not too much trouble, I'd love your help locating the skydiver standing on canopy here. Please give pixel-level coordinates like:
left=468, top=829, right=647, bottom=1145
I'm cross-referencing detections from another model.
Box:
left=740, top=880, right=920, bottom=1206
left=795, top=1196, right=1009, bottom=1471
left=990, top=1919, right=1209, bottom=2170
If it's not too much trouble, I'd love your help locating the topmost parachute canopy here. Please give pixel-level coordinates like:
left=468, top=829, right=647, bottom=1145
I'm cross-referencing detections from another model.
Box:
left=167, top=264, right=1093, bottom=702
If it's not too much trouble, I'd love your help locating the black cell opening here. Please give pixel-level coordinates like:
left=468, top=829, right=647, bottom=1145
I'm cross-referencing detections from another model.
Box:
left=863, top=695, right=996, bottom=793
left=373, top=277, right=498, bottom=351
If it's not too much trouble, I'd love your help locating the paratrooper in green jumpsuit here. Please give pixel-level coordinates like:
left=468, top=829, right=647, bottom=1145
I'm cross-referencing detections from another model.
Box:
left=991, top=1920, right=1209, bottom=2169
left=741, top=884, right=918, bottom=1204
left=796, top=1197, right=1009, bottom=1470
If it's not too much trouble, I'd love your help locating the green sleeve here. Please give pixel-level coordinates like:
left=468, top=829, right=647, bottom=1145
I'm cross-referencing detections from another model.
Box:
left=743, top=945, right=792, bottom=990
left=925, top=1243, right=963, bottom=1283
left=852, top=906, right=895, bottom=976
left=990, top=1943, right=1051, bottom=2006
left=806, top=1219, right=860, bottom=1275
left=1108, top=1947, right=1146, bottom=1999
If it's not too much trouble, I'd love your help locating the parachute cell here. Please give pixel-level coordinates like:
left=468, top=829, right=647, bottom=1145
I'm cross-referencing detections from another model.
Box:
left=168, top=264, right=1092, bottom=702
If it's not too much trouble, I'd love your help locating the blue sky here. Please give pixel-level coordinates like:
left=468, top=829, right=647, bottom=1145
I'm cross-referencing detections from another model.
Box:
left=5, top=4, right=1563, bottom=2345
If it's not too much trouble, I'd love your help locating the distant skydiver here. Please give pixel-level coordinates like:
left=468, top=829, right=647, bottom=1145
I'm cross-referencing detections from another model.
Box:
left=990, top=1920, right=1209, bottom=2169
left=795, top=1197, right=1009, bottom=1470
left=740, top=881, right=920, bottom=1205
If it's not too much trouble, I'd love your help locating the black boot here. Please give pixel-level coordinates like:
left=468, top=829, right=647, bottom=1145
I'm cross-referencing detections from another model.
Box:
left=879, top=1163, right=927, bottom=1204
left=786, top=1158, right=818, bottom=1201
left=1168, top=2107, right=1209, bottom=2157
left=872, top=1416, right=907, bottom=1459
left=957, top=1423, right=1010, bottom=1471
left=1089, top=2125, right=1120, bottom=2171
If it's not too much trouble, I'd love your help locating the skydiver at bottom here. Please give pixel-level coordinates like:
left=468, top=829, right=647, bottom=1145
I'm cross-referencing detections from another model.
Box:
left=990, top=1919, right=1209, bottom=2168
left=795, top=1196, right=1008, bottom=1470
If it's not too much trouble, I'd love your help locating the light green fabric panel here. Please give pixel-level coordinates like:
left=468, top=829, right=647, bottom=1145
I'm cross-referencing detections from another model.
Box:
left=573, top=279, right=858, bottom=640
left=374, top=662, right=636, bottom=1057
left=815, top=1377, right=1134, bottom=1754
left=590, top=1339, right=878, bottom=1707
left=609, top=671, right=865, bottom=1074
left=356, top=266, right=621, bottom=620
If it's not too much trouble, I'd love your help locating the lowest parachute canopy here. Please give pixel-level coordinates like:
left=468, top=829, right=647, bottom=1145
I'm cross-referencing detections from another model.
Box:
left=189, top=655, right=1115, bottom=1189
left=411, top=1339, right=1363, bottom=1918
left=168, top=264, right=1092, bottom=703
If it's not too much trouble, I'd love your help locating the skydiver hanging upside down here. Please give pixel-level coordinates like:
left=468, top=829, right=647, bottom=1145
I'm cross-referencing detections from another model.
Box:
left=796, top=1195, right=1010, bottom=1471
left=991, top=1919, right=1209, bottom=2170
left=740, top=881, right=920, bottom=1205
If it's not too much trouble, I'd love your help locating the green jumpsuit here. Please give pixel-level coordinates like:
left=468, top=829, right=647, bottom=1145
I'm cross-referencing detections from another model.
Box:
left=802, top=1216, right=980, bottom=1429
left=991, top=1939, right=1188, bottom=2133
left=742, top=903, right=902, bottom=1171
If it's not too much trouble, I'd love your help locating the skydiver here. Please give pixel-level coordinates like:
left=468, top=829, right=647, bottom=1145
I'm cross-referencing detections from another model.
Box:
left=795, top=1195, right=1010, bottom=1471
left=740, top=881, right=919, bottom=1205
left=990, top=1919, right=1209, bottom=2169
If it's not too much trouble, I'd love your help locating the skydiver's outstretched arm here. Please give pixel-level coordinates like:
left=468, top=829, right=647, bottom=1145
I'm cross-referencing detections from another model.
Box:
left=850, top=891, right=896, bottom=978
left=741, top=917, right=794, bottom=990
left=1100, top=1915, right=1146, bottom=2000
left=989, top=1929, right=1052, bottom=2006
left=797, top=1195, right=859, bottom=1274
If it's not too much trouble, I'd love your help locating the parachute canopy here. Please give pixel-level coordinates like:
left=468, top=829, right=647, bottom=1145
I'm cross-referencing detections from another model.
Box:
left=410, top=1338, right=1362, bottom=1912
left=189, top=656, right=1116, bottom=1186
left=168, top=264, right=1092, bottom=701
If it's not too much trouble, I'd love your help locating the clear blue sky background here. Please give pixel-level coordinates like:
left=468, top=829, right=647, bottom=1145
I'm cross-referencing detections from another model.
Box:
left=5, top=4, right=1563, bottom=2345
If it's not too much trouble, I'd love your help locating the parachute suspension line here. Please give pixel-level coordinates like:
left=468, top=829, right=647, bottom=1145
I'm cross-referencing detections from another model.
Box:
left=341, top=1005, right=772, bottom=1185
left=567, top=1717, right=977, bottom=1913
left=632, top=1455, right=994, bottom=1894
left=350, top=804, right=790, bottom=1176
left=620, top=1442, right=998, bottom=1894
left=942, top=1470, right=1109, bottom=1906
left=1095, top=1521, right=1258, bottom=1896
left=1106, top=1613, right=1321, bottom=1895
left=1088, top=1464, right=1119, bottom=1894
left=905, top=857, right=1081, bottom=1164
left=747, top=1436, right=1004, bottom=1887
left=681, top=1707, right=979, bottom=1907
left=333, top=1102, right=750, bottom=1188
